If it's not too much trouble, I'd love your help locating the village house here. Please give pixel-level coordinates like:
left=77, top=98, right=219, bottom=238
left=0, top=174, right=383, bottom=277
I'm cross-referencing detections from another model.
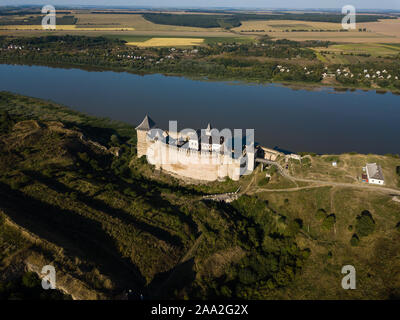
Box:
left=364, top=163, right=385, bottom=185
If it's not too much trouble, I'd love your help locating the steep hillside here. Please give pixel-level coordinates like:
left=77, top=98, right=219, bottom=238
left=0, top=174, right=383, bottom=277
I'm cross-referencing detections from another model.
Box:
left=1, top=91, right=399, bottom=300
left=0, top=92, right=308, bottom=299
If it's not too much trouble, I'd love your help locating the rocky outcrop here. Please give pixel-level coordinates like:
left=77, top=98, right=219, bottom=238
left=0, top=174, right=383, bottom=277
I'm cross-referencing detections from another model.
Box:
left=2, top=214, right=105, bottom=300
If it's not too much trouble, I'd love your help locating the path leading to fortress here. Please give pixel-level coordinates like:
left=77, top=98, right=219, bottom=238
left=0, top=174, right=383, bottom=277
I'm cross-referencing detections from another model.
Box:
left=200, top=160, right=400, bottom=204
left=250, top=160, right=400, bottom=196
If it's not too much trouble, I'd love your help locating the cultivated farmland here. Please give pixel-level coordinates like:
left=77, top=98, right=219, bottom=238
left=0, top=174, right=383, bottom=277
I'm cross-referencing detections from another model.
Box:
left=0, top=25, right=135, bottom=31
left=127, top=37, right=205, bottom=47
left=2, top=10, right=399, bottom=44
left=233, top=20, right=342, bottom=32
left=233, top=18, right=400, bottom=43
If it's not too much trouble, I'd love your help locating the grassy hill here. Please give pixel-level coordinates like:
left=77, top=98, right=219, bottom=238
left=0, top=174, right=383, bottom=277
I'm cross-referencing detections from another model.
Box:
left=0, top=91, right=400, bottom=300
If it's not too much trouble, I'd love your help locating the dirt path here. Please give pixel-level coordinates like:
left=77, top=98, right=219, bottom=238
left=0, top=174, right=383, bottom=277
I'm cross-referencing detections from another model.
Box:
left=242, top=174, right=257, bottom=195
left=330, top=187, right=337, bottom=213
left=248, top=160, right=400, bottom=196
left=249, top=184, right=327, bottom=194
left=180, top=233, right=204, bottom=263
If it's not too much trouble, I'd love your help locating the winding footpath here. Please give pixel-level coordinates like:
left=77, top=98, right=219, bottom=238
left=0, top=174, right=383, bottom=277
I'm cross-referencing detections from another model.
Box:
left=254, top=160, right=400, bottom=196
left=201, top=160, right=400, bottom=203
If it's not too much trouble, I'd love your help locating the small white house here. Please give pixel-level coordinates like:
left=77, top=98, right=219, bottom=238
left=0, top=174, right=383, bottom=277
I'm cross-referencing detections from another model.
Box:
left=365, top=163, right=385, bottom=185
left=332, top=161, right=338, bottom=167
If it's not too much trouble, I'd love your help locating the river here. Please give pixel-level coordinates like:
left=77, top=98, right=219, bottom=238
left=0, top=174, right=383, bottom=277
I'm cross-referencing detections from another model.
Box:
left=1, top=63, right=399, bottom=154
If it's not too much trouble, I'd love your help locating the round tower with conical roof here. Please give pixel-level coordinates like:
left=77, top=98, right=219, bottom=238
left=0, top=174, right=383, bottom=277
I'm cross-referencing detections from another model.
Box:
left=135, top=115, right=156, bottom=158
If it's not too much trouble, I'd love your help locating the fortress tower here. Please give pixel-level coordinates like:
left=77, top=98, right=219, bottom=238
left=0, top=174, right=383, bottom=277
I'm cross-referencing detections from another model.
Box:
left=135, top=115, right=156, bottom=158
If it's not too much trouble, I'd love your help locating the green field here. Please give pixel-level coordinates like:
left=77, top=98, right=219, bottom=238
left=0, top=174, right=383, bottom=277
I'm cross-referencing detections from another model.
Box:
left=329, top=43, right=400, bottom=57
left=314, top=43, right=400, bottom=64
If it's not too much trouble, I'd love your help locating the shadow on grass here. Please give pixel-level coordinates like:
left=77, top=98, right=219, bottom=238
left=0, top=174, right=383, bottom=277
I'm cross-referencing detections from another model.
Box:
left=0, top=181, right=146, bottom=293
left=23, top=170, right=185, bottom=248
left=147, top=258, right=196, bottom=299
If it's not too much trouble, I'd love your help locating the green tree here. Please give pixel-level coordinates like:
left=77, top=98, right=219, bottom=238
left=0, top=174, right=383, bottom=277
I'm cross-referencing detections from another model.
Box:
left=356, top=210, right=375, bottom=237
left=0, top=110, right=14, bottom=133
left=316, top=208, right=327, bottom=220
left=322, top=214, right=336, bottom=231
left=220, top=285, right=232, bottom=298
left=110, top=134, right=120, bottom=146
left=22, top=272, right=39, bottom=288
left=288, top=218, right=303, bottom=235
left=350, top=234, right=360, bottom=246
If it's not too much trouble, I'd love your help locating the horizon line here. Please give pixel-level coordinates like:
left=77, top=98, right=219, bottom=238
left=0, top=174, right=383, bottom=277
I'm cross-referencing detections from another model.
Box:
left=1, top=4, right=399, bottom=11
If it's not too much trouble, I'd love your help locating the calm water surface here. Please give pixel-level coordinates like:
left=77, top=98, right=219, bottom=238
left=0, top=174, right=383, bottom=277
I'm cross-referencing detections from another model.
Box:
left=1, top=63, right=399, bottom=154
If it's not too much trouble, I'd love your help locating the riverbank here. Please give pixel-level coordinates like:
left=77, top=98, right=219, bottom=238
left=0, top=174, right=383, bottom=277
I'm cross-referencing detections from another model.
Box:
left=1, top=91, right=400, bottom=301
left=2, top=58, right=400, bottom=96
left=2, top=34, right=400, bottom=94
left=2, top=63, right=400, bottom=154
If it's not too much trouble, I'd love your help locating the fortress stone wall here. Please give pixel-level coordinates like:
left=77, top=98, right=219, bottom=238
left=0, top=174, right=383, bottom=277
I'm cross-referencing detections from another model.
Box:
left=146, top=141, right=242, bottom=181
left=135, top=115, right=253, bottom=182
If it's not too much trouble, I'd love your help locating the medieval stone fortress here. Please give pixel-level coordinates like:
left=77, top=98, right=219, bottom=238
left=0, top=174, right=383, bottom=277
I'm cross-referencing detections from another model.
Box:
left=136, top=115, right=387, bottom=187
left=136, top=115, right=255, bottom=181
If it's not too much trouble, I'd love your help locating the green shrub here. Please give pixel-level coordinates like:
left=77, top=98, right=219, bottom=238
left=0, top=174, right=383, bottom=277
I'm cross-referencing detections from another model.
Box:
left=238, top=268, right=258, bottom=285
left=301, top=248, right=311, bottom=259
left=110, top=134, right=120, bottom=146
left=0, top=110, right=14, bottom=133
left=42, top=169, right=52, bottom=177
left=350, top=234, right=360, bottom=246
left=299, top=152, right=317, bottom=157
left=220, top=285, right=232, bottom=298
left=288, top=218, right=303, bottom=235
left=10, top=180, right=21, bottom=190
left=316, top=208, right=327, bottom=220
left=322, top=214, right=336, bottom=231
left=258, top=177, right=270, bottom=186
left=324, top=156, right=340, bottom=163
left=269, top=166, right=278, bottom=175
left=356, top=210, right=375, bottom=237
left=77, top=152, right=90, bottom=163
left=22, top=272, right=39, bottom=288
